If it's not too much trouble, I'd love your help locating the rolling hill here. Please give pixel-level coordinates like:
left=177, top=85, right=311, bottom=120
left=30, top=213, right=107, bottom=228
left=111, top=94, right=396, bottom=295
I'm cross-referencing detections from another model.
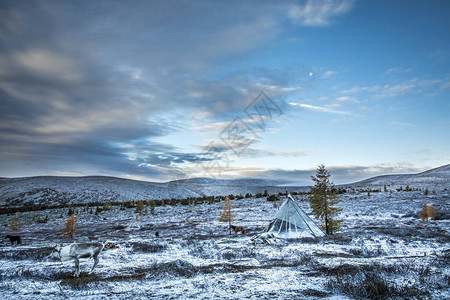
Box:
left=347, top=164, right=450, bottom=189
left=0, top=164, right=448, bottom=208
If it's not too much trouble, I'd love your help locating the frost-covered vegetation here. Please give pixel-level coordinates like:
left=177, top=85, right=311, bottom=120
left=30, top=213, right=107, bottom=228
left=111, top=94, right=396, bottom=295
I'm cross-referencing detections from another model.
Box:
left=1, top=187, right=449, bottom=299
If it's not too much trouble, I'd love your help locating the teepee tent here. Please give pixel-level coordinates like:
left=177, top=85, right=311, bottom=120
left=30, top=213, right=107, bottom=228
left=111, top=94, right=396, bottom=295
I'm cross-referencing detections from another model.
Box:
left=265, top=195, right=325, bottom=238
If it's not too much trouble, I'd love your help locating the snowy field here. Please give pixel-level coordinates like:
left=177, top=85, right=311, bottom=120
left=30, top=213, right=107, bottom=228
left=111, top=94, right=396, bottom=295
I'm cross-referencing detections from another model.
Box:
left=1, top=190, right=449, bottom=299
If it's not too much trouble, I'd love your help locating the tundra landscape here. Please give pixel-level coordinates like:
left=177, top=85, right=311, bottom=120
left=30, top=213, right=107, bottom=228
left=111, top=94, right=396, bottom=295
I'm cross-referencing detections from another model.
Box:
left=1, top=165, right=449, bottom=299
left=1, top=1, right=449, bottom=299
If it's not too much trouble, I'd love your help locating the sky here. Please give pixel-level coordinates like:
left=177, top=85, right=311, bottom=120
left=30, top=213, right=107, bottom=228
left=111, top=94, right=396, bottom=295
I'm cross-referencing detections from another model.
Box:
left=0, top=0, right=449, bottom=185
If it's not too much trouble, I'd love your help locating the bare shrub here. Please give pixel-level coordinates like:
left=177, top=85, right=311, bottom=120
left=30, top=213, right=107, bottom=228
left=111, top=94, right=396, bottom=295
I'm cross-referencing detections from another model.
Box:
left=432, top=250, right=450, bottom=266
left=10, top=213, right=21, bottom=231
left=222, top=251, right=236, bottom=260
left=112, top=224, right=126, bottom=230
left=326, top=268, right=424, bottom=299
left=60, top=273, right=102, bottom=289
left=323, top=234, right=353, bottom=244
left=297, top=237, right=319, bottom=243
left=324, top=261, right=449, bottom=299
left=146, top=260, right=198, bottom=278
left=296, top=253, right=320, bottom=267
left=188, top=242, right=216, bottom=259
left=349, top=244, right=387, bottom=258
left=433, top=209, right=450, bottom=220
left=62, top=215, right=77, bottom=239
left=129, top=242, right=167, bottom=253
left=420, top=204, right=435, bottom=221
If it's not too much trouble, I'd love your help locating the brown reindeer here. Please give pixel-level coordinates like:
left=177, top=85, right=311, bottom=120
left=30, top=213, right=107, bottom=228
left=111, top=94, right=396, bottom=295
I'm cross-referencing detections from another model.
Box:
left=230, top=225, right=245, bottom=234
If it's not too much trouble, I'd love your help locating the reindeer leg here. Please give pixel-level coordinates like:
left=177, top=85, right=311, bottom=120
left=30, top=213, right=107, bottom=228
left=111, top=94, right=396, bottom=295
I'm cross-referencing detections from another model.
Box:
left=90, top=253, right=99, bottom=274
left=74, top=258, right=80, bottom=277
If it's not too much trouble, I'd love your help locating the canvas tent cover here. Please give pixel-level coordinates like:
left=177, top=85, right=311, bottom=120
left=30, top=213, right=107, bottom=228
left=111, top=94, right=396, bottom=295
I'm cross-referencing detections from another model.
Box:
left=265, top=195, right=325, bottom=238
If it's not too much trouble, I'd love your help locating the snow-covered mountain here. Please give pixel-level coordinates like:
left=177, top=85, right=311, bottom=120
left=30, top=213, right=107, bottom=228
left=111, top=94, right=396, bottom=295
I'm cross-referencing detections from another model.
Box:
left=346, top=164, right=450, bottom=189
left=1, top=164, right=448, bottom=208
left=0, top=176, right=289, bottom=208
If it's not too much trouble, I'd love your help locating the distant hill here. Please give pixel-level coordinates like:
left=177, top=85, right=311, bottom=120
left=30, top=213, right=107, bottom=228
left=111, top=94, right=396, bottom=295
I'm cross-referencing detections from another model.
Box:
left=0, top=176, right=289, bottom=208
left=0, top=164, right=448, bottom=208
left=346, top=164, right=450, bottom=189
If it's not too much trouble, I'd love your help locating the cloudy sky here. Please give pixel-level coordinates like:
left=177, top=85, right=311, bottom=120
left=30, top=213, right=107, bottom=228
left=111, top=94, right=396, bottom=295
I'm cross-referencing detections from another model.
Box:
left=0, top=0, right=449, bottom=184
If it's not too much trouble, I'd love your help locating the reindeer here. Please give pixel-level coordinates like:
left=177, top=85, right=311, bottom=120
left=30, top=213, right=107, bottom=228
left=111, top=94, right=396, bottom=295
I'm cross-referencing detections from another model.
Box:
left=5, top=235, right=21, bottom=245
left=230, top=225, right=245, bottom=234
left=49, top=242, right=104, bottom=277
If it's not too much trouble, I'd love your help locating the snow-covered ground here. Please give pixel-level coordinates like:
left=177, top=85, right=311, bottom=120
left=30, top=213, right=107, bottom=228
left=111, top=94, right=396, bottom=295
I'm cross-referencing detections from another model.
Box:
left=1, top=189, right=449, bottom=299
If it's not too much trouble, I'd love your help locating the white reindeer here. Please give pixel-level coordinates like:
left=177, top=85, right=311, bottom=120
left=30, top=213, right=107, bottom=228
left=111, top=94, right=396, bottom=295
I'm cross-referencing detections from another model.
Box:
left=50, top=242, right=104, bottom=277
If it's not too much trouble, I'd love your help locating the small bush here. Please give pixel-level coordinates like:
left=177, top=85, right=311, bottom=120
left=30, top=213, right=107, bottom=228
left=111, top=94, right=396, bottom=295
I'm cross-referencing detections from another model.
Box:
left=420, top=204, right=435, bottom=221
left=326, top=269, right=424, bottom=299
left=323, top=234, right=353, bottom=244
left=325, top=262, right=442, bottom=299
left=129, top=242, right=167, bottom=253
left=188, top=242, right=216, bottom=259
left=222, top=251, right=237, bottom=260
left=147, top=260, right=198, bottom=278
left=349, top=245, right=387, bottom=258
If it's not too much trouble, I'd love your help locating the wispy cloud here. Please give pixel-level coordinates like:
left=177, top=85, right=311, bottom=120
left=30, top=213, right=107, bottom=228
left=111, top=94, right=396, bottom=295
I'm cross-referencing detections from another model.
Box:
left=289, top=102, right=361, bottom=117
left=441, top=81, right=450, bottom=90
left=335, top=96, right=358, bottom=102
left=240, top=148, right=311, bottom=159
left=384, top=67, right=413, bottom=75
left=428, top=49, right=450, bottom=64
left=322, top=70, right=336, bottom=78
left=388, top=121, right=418, bottom=128
left=341, top=78, right=442, bottom=99
left=288, top=0, right=355, bottom=26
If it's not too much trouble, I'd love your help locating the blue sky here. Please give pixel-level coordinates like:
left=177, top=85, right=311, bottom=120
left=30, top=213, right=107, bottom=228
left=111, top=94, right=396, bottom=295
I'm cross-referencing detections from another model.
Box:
left=0, top=0, right=449, bottom=184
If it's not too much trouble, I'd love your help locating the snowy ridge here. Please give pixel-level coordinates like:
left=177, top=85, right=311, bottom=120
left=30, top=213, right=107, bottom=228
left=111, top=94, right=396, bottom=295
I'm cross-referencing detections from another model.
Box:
left=0, top=176, right=289, bottom=208
left=1, top=164, right=448, bottom=208
left=347, top=164, right=450, bottom=189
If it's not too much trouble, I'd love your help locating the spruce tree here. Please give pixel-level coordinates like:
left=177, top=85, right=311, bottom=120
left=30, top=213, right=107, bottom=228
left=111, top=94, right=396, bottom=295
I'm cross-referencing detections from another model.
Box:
left=308, top=164, right=342, bottom=235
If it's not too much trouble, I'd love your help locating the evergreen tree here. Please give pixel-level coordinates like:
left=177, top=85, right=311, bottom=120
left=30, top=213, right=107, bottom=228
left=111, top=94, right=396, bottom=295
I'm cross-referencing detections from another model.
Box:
left=218, top=196, right=235, bottom=234
left=308, top=164, right=342, bottom=235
